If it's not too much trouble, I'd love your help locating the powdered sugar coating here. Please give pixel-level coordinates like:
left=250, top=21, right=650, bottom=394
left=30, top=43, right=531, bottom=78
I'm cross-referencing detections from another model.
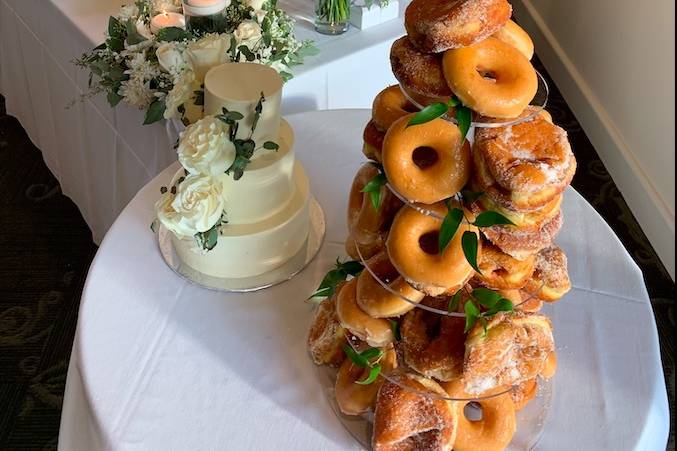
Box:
left=390, top=37, right=452, bottom=98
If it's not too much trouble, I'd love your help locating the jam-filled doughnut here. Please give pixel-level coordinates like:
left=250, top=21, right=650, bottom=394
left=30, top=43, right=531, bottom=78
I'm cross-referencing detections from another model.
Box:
left=336, top=278, right=394, bottom=347
left=372, top=85, right=418, bottom=133
left=363, top=120, right=385, bottom=163
left=444, top=378, right=517, bottom=451
left=347, top=164, right=403, bottom=260
left=524, top=245, right=572, bottom=301
left=335, top=344, right=398, bottom=416
left=493, top=19, right=534, bottom=60
left=386, top=201, right=480, bottom=296
left=373, top=373, right=459, bottom=451
left=307, top=283, right=348, bottom=367
left=401, top=297, right=466, bottom=381
left=382, top=114, right=471, bottom=204
left=357, top=250, right=425, bottom=318
left=473, top=111, right=576, bottom=211
left=464, top=312, right=554, bottom=394
left=443, top=37, right=537, bottom=118
left=475, top=241, right=536, bottom=289
left=391, top=36, right=453, bottom=100
left=405, top=0, right=512, bottom=53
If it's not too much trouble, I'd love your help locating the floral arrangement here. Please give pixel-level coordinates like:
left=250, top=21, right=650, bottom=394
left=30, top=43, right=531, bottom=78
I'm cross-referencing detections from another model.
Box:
left=153, top=94, right=277, bottom=251
left=75, top=0, right=316, bottom=125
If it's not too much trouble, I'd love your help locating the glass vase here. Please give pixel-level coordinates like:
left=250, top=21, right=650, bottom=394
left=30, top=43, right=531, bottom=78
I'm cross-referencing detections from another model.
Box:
left=314, top=0, right=350, bottom=35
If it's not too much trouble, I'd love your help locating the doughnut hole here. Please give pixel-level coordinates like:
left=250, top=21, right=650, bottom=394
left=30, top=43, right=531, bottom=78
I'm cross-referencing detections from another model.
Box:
left=412, top=146, right=440, bottom=170
left=464, top=401, right=484, bottom=421
left=418, top=230, right=440, bottom=255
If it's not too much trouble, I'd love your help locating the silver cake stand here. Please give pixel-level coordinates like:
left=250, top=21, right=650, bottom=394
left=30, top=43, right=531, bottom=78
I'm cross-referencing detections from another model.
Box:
left=158, top=198, right=326, bottom=292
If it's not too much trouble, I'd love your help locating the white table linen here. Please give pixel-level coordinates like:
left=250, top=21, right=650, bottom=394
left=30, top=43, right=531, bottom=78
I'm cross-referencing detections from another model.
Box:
left=58, top=110, right=669, bottom=451
left=0, top=0, right=404, bottom=243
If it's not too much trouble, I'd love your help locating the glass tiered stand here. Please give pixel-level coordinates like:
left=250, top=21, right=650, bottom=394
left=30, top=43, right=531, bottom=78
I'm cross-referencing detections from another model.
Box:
left=313, top=72, right=554, bottom=450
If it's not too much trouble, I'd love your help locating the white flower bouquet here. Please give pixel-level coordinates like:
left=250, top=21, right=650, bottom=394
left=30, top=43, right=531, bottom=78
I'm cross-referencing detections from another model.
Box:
left=75, top=0, right=317, bottom=125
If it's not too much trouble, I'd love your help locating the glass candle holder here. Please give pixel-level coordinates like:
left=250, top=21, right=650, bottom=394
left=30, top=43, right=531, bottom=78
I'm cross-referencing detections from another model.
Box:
left=314, top=0, right=350, bottom=35
left=182, top=0, right=228, bottom=34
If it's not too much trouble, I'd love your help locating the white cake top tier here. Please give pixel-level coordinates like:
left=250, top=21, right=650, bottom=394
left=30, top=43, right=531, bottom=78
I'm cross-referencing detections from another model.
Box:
left=204, top=63, right=283, bottom=146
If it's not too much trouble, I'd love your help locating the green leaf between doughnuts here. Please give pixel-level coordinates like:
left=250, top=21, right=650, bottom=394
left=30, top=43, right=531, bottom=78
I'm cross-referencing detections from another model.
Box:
left=356, top=364, right=382, bottom=385
left=439, top=208, right=464, bottom=253
left=473, top=211, right=515, bottom=227
left=461, top=231, right=481, bottom=274
left=407, top=102, right=448, bottom=127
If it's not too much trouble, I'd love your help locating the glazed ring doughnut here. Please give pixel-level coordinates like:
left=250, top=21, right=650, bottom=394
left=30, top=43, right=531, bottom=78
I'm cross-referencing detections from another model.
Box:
left=443, top=37, right=537, bottom=119
left=336, top=278, right=394, bottom=347
left=382, top=114, right=471, bottom=204
left=363, top=120, right=385, bottom=163
left=400, top=297, right=466, bottom=381
left=386, top=201, right=480, bottom=296
left=404, top=0, right=512, bottom=53
left=307, top=283, right=348, bottom=367
left=356, top=250, right=425, bottom=318
left=443, top=378, right=517, bottom=451
left=524, top=245, right=572, bottom=301
left=390, top=36, right=453, bottom=100
left=373, top=373, right=459, bottom=451
left=510, top=378, right=538, bottom=411
left=464, top=312, right=554, bottom=394
left=479, top=209, right=563, bottom=261
left=372, top=85, right=417, bottom=133
left=492, top=19, right=534, bottom=60
left=476, top=241, right=536, bottom=289
left=473, top=110, right=576, bottom=211
left=335, top=345, right=398, bottom=416
left=347, top=164, right=403, bottom=260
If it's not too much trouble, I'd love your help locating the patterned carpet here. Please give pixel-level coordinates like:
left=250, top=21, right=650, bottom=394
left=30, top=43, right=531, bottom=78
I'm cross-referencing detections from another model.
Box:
left=0, top=57, right=674, bottom=450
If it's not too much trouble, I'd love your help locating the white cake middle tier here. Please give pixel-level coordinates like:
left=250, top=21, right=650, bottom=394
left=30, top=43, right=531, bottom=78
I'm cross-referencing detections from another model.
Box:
left=222, top=119, right=295, bottom=224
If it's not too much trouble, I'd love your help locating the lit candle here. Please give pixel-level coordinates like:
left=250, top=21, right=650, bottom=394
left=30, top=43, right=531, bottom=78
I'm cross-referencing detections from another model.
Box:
left=150, top=11, right=186, bottom=34
left=182, top=0, right=229, bottom=16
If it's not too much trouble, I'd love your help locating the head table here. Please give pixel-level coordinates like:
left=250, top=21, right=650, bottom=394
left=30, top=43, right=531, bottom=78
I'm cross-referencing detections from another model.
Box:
left=57, top=110, right=668, bottom=451
left=0, top=0, right=407, bottom=243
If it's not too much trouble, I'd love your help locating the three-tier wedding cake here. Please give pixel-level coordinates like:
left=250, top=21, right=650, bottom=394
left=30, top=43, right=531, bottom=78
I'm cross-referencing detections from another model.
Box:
left=156, top=63, right=311, bottom=279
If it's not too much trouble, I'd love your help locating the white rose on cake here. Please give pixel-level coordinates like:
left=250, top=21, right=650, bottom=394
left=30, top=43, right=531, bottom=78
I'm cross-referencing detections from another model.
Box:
left=186, top=34, right=231, bottom=82
left=178, top=116, right=236, bottom=175
left=234, top=20, right=262, bottom=45
left=156, top=173, right=226, bottom=237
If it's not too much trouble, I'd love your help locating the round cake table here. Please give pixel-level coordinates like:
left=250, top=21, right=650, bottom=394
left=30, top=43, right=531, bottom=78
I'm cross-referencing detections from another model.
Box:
left=58, top=110, right=669, bottom=451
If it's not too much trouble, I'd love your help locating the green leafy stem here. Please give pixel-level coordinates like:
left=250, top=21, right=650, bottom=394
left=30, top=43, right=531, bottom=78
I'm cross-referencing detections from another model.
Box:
left=308, top=259, right=364, bottom=299
left=407, top=96, right=472, bottom=143
left=448, top=285, right=515, bottom=334
left=342, top=344, right=384, bottom=385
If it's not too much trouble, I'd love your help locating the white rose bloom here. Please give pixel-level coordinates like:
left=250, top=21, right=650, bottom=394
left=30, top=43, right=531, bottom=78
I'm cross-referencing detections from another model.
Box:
left=245, top=0, right=267, bottom=10
left=234, top=20, right=262, bottom=44
left=156, top=42, right=189, bottom=76
left=178, top=116, right=235, bottom=176
left=117, top=5, right=139, bottom=22
left=186, top=34, right=231, bottom=82
left=164, top=71, right=196, bottom=119
left=164, top=174, right=226, bottom=236
left=135, top=19, right=154, bottom=41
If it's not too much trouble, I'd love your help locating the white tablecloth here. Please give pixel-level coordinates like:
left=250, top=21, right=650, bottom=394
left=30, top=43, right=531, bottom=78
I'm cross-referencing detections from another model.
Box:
left=0, top=0, right=405, bottom=243
left=58, top=110, right=669, bottom=451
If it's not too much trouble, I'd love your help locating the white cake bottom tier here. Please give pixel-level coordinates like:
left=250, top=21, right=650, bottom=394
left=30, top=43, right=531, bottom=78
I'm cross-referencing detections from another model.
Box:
left=172, top=162, right=311, bottom=279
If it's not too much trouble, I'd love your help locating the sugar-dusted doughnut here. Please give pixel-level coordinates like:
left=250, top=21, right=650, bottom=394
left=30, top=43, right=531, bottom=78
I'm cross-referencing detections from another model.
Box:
left=476, top=241, right=536, bottom=289
left=356, top=250, right=425, bottom=318
left=542, top=351, right=558, bottom=379
left=405, top=0, right=512, bottom=53
left=443, top=37, right=537, bottom=118
left=493, top=19, right=534, bottom=60
left=524, top=245, right=572, bottom=301
left=444, top=378, right=517, bottom=451
left=336, top=278, right=394, bottom=347
left=373, top=373, right=459, bottom=451
left=363, top=120, right=385, bottom=163
left=382, top=114, right=471, bottom=204
left=400, top=297, right=466, bottom=381
left=372, top=85, right=418, bottom=133
left=390, top=36, right=453, bottom=100
left=464, top=311, right=554, bottom=394
left=473, top=110, right=576, bottom=211
left=335, top=345, right=398, bottom=415
left=307, top=282, right=348, bottom=367
left=386, top=201, right=479, bottom=296
left=347, top=164, right=403, bottom=260
left=510, top=378, right=538, bottom=411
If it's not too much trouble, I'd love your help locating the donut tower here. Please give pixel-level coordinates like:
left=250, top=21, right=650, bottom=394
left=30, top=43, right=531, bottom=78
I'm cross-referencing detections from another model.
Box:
left=308, top=0, right=577, bottom=449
